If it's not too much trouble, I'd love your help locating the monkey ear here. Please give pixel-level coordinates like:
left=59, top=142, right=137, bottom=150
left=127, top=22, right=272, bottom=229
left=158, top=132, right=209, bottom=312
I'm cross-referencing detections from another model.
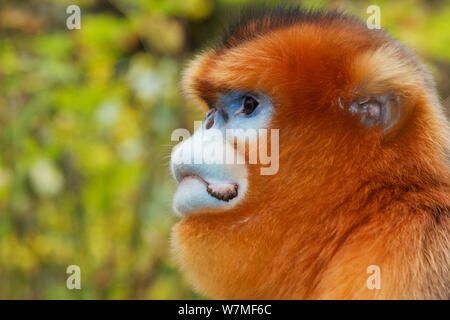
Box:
left=339, top=92, right=403, bottom=137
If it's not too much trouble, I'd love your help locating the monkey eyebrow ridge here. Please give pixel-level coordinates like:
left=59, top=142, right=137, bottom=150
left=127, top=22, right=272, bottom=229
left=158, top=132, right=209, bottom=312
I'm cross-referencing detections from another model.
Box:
left=192, top=78, right=221, bottom=109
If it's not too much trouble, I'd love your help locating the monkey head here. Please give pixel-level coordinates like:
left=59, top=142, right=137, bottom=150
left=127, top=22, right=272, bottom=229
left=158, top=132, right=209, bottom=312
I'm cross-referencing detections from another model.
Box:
left=169, top=7, right=449, bottom=299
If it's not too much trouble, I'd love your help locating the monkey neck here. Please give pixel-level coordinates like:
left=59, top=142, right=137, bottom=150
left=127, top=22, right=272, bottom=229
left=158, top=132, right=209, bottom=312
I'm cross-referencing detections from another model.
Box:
left=172, top=176, right=380, bottom=298
left=172, top=155, right=448, bottom=299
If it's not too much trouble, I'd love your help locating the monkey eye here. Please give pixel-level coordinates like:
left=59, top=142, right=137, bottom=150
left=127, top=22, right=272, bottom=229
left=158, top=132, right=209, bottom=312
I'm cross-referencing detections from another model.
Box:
left=239, top=95, right=259, bottom=115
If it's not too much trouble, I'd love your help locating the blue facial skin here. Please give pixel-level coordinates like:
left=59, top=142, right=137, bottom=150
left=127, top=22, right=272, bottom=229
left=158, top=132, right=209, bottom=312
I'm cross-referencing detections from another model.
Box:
left=206, top=91, right=274, bottom=132
left=171, top=91, right=275, bottom=215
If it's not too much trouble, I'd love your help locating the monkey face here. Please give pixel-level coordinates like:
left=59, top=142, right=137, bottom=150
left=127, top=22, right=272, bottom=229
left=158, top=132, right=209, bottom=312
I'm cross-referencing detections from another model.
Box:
left=171, top=91, right=275, bottom=216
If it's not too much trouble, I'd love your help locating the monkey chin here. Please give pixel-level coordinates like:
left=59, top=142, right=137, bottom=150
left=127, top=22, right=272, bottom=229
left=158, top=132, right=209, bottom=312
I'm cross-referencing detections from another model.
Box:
left=172, top=175, right=244, bottom=217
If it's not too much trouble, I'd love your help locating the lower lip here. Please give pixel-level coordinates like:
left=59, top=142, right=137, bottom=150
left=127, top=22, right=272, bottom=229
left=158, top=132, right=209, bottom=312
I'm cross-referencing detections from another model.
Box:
left=179, top=175, right=238, bottom=202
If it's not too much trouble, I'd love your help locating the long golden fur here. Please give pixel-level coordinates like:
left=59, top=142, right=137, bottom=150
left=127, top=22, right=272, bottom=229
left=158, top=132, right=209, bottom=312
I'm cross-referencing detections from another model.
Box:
left=172, top=7, right=449, bottom=299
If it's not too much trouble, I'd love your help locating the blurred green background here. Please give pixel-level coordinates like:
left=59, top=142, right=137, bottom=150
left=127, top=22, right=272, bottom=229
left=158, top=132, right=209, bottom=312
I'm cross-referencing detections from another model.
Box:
left=0, top=0, right=449, bottom=299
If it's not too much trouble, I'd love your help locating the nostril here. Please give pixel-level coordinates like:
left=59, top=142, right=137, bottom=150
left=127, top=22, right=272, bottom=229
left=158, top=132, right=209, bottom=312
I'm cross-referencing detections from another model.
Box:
left=205, top=117, right=214, bottom=129
left=205, top=109, right=214, bottom=119
left=205, top=109, right=216, bottom=129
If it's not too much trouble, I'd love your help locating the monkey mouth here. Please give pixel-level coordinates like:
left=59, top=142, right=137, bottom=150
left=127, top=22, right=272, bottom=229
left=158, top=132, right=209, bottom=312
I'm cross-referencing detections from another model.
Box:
left=181, top=175, right=239, bottom=202
left=206, top=182, right=239, bottom=202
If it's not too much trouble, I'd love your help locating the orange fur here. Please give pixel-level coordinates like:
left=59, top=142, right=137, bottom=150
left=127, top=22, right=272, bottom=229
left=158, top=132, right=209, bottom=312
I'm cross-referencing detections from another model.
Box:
left=172, top=8, right=449, bottom=299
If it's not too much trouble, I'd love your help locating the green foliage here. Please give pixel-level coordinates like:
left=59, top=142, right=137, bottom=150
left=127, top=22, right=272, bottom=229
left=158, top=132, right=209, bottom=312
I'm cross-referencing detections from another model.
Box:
left=0, top=0, right=448, bottom=299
